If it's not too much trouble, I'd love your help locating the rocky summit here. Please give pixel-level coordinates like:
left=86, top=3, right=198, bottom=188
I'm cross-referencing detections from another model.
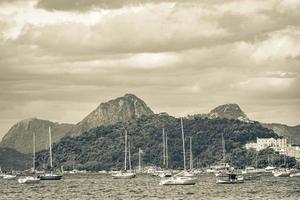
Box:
left=67, top=94, right=154, bottom=137
left=208, top=104, right=250, bottom=122
left=0, top=118, right=74, bottom=154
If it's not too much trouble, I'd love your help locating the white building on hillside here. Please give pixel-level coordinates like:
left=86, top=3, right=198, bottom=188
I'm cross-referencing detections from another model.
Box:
left=245, top=137, right=288, bottom=152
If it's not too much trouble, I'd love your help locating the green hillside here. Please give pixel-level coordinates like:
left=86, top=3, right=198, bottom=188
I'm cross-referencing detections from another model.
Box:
left=36, top=114, right=287, bottom=170
left=0, top=147, right=31, bottom=171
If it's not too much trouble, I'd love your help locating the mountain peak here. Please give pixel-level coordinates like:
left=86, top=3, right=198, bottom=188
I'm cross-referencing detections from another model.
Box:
left=124, top=93, right=138, bottom=98
left=208, top=103, right=250, bottom=122
left=68, top=94, right=154, bottom=137
left=0, top=119, right=74, bottom=154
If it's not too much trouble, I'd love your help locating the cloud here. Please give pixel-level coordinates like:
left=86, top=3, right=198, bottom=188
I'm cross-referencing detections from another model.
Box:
left=1, top=0, right=300, bottom=138
left=252, top=27, right=300, bottom=61
left=35, top=0, right=197, bottom=11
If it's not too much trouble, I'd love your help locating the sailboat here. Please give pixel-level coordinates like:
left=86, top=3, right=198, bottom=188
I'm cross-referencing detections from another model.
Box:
left=1, top=165, right=16, bottom=180
left=273, top=153, right=291, bottom=177
left=216, top=133, right=244, bottom=184
left=138, top=148, right=143, bottom=174
left=242, top=151, right=262, bottom=180
left=160, top=118, right=197, bottom=185
left=158, top=128, right=172, bottom=178
left=265, top=154, right=276, bottom=172
left=112, top=131, right=136, bottom=179
left=290, top=155, right=300, bottom=177
left=40, top=127, right=62, bottom=180
left=18, top=132, right=40, bottom=184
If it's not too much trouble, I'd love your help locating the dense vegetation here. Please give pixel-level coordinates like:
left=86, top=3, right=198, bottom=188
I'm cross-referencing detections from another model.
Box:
left=0, top=147, right=31, bottom=171
left=36, top=114, right=295, bottom=171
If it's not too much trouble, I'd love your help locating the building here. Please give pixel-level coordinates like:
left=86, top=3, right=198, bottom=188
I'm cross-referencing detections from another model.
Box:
left=245, top=137, right=287, bottom=151
left=286, top=146, right=300, bottom=160
left=245, top=137, right=300, bottom=160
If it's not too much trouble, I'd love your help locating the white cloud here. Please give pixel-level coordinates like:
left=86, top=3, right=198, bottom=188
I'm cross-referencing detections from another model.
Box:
left=253, top=27, right=300, bottom=61
left=0, top=0, right=300, bottom=138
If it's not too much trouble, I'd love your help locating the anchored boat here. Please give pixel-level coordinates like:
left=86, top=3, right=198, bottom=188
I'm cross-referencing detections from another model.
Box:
left=216, top=172, right=244, bottom=184
left=112, top=131, right=136, bottom=179
left=18, top=176, right=40, bottom=184
left=40, top=127, right=62, bottom=181
left=18, top=132, right=40, bottom=184
left=160, top=118, right=197, bottom=185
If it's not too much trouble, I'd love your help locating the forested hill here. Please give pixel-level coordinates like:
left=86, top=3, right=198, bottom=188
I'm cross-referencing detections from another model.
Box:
left=0, top=147, right=31, bottom=171
left=36, top=115, right=278, bottom=171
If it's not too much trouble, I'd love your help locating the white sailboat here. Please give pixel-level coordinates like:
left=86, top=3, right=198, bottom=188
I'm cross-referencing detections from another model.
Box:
left=112, top=131, right=136, bottom=179
left=158, top=128, right=172, bottom=178
left=290, top=171, right=300, bottom=177
left=40, top=127, right=62, bottom=180
left=160, top=118, right=197, bottom=185
left=138, top=148, right=143, bottom=174
left=265, top=154, right=276, bottom=172
left=290, top=160, right=300, bottom=177
left=18, top=132, right=40, bottom=184
left=273, top=154, right=291, bottom=177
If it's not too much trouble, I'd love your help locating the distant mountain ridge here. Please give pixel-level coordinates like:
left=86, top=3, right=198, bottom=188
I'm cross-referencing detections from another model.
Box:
left=0, top=118, right=74, bottom=154
left=1, top=94, right=299, bottom=158
left=0, top=147, right=31, bottom=170
left=67, top=94, right=154, bottom=137
left=189, top=104, right=299, bottom=143
left=261, top=123, right=300, bottom=144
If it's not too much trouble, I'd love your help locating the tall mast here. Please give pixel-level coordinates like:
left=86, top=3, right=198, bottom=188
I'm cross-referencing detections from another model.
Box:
left=255, top=151, right=258, bottom=168
left=163, top=128, right=165, bottom=168
left=124, top=131, right=127, bottom=171
left=138, top=148, right=141, bottom=172
left=166, top=132, right=169, bottom=169
left=181, top=118, right=186, bottom=171
left=284, top=153, right=287, bottom=168
left=33, top=132, right=36, bottom=172
left=222, top=133, right=226, bottom=164
left=190, top=137, right=193, bottom=170
left=49, top=127, right=53, bottom=169
left=128, top=141, right=132, bottom=171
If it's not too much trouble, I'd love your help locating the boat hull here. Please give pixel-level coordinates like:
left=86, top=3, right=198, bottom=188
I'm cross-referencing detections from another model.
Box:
left=160, top=177, right=197, bottom=185
left=112, top=173, right=136, bottom=179
left=273, top=172, right=291, bottom=177
left=216, top=173, right=244, bottom=184
left=40, top=175, right=62, bottom=180
left=290, top=172, right=300, bottom=177
left=3, top=175, right=16, bottom=180
left=18, top=177, right=40, bottom=184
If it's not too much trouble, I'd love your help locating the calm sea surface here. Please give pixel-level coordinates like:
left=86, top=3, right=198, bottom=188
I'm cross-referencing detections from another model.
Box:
left=0, top=174, right=299, bottom=200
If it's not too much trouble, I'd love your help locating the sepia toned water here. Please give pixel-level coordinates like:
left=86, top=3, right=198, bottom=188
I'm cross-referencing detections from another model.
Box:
left=1, top=174, right=299, bottom=200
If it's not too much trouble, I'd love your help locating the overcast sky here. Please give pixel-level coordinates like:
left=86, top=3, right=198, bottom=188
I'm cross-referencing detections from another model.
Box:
left=0, top=0, right=299, bottom=139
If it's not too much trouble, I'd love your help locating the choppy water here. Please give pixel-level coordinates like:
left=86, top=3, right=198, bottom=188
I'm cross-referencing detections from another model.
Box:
left=1, top=174, right=299, bottom=200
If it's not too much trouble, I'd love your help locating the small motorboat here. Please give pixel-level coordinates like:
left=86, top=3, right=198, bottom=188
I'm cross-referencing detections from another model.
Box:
left=265, top=166, right=276, bottom=171
left=158, top=170, right=172, bottom=178
left=112, top=171, right=136, bottom=179
left=18, top=176, right=40, bottom=184
left=3, top=174, right=17, bottom=180
left=273, top=169, right=291, bottom=177
left=160, top=176, right=197, bottom=185
left=290, top=172, right=300, bottom=177
left=216, top=172, right=244, bottom=184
